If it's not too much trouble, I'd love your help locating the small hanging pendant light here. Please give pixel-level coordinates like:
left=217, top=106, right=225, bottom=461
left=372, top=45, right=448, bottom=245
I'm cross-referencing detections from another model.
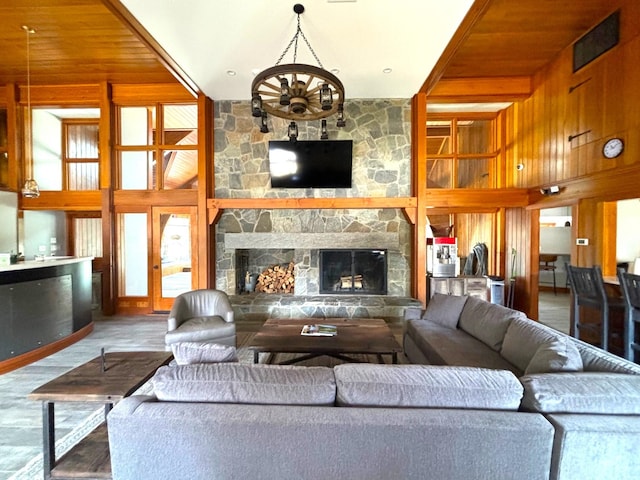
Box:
left=21, top=25, right=40, bottom=199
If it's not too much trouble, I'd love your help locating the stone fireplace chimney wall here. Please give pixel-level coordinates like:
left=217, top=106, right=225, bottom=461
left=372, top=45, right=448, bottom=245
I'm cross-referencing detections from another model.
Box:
left=213, top=99, right=412, bottom=297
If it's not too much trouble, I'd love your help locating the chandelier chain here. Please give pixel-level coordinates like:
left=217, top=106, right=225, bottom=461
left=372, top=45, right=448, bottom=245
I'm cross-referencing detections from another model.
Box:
left=275, top=12, right=324, bottom=69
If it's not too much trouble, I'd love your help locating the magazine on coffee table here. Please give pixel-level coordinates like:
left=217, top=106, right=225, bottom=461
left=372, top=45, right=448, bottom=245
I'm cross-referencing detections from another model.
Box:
left=300, top=324, right=338, bottom=336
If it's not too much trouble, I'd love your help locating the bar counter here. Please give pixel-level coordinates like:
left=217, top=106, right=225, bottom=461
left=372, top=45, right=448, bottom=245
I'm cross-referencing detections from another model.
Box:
left=0, top=257, right=93, bottom=374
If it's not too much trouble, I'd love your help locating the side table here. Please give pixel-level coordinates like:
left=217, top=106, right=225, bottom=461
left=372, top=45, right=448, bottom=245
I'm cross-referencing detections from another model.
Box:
left=28, top=350, right=172, bottom=479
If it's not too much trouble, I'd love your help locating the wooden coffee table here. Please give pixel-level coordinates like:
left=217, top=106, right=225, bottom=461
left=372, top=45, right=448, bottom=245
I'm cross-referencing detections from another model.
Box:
left=28, top=350, right=172, bottom=479
left=249, top=318, right=402, bottom=365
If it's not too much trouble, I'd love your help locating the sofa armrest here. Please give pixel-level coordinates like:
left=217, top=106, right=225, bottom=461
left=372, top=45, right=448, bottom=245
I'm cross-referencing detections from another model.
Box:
left=520, top=373, right=640, bottom=414
left=404, top=307, right=424, bottom=321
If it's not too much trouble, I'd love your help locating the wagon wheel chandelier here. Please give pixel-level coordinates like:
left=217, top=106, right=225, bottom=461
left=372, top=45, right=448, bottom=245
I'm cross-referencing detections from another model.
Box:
left=251, top=3, right=346, bottom=140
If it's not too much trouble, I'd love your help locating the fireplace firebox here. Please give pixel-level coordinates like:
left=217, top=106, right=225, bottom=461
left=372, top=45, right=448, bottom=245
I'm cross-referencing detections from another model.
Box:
left=320, top=249, right=387, bottom=295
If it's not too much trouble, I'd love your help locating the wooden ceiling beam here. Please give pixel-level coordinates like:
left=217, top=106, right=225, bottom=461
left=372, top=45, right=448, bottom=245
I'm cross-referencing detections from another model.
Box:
left=427, top=76, right=532, bottom=103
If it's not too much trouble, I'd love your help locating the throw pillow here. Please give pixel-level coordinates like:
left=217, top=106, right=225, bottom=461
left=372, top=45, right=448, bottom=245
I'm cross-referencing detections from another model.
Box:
left=524, top=337, right=583, bottom=375
left=171, top=341, right=238, bottom=365
left=458, top=296, right=525, bottom=351
left=421, top=293, right=468, bottom=329
left=500, top=317, right=563, bottom=372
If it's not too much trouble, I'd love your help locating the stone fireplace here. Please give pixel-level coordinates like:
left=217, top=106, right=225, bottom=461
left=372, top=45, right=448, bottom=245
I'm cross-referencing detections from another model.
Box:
left=219, top=209, right=410, bottom=297
left=213, top=98, right=414, bottom=303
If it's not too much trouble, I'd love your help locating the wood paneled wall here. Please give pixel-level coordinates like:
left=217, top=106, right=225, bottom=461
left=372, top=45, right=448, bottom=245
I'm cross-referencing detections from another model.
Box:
left=506, top=207, right=538, bottom=318
left=504, top=0, right=640, bottom=300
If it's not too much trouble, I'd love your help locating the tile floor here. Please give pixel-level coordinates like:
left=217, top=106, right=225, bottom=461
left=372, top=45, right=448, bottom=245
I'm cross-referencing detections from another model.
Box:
left=1, top=295, right=571, bottom=479
left=0, top=315, right=168, bottom=480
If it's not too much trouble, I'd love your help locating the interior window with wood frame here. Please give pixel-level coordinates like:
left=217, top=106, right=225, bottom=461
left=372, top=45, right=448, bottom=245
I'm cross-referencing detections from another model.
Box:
left=63, top=120, right=99, bottom=190
left=0, top=109, right=8, bottom=187
left=116, top=103, right=198, bottom=190
left=426, top=114, right=497, bottom=189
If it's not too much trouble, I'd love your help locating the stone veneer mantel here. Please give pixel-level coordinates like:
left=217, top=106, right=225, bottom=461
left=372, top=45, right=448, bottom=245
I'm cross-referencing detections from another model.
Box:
left=225, top=232, right=399, bottom=250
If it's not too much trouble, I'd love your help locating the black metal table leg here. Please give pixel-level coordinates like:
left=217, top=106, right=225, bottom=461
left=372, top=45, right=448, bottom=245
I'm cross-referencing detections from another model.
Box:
left=42, top=401, right=55, bottom=479
left=104, top=402, right=113, bottom=420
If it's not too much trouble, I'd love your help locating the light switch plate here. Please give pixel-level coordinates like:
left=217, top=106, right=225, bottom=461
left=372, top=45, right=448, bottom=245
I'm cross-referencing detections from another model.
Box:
left=576, top=238, right=589, bottom=246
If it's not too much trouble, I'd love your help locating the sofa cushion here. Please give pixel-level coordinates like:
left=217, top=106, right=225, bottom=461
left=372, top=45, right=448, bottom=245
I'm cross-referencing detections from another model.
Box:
left=334, top=364, right=523, bottom=410
left=165, top=316, right=236, bottom=344
left=404, top=320, right=521, bottom=374
left=458, top=296, right=524, bottom=351
left=500, top=317, right=563, bottom=372
left=152, top=363, right=336, bottom=405
left=524, top=337, right=583, bottom=375
left=520, top=373, right=640, bottom=414
left=422, top=293, right=468, bottom=329
left=170, top=341, right=238, bottom=365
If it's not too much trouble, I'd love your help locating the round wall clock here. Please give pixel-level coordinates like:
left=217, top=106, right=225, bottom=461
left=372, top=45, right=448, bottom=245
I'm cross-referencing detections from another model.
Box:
left=602, top=137, right=624, bottom=158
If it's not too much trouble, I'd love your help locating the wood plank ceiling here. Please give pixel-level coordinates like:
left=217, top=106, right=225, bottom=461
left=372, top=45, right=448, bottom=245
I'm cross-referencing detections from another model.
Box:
left=0, top=0, right=621, bottom=100
left=0, top=0, right=176, bottom=87
left=425, top=0, right=621, bottom=95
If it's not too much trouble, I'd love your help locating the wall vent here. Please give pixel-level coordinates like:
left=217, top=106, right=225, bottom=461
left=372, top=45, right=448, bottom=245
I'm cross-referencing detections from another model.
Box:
left=573, top=10, right=620, bottom=72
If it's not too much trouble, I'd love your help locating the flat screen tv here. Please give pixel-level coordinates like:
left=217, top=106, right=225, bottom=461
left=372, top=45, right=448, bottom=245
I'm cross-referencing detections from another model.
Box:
left=268, top=140, right=353, bottom=188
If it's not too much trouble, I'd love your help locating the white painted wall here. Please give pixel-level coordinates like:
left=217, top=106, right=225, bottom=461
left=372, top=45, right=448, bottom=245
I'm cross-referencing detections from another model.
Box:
left=617, top=198, right=640, bottom=269
left=539, top=207, right=572, bottom=289
left=32, top=109, right=62, bottom=190
left=0, top=190, right=17, bottom=254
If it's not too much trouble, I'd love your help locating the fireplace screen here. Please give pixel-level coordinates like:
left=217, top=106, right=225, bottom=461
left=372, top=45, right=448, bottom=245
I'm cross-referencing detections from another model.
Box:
left=320, top=249, right=387, bottom=294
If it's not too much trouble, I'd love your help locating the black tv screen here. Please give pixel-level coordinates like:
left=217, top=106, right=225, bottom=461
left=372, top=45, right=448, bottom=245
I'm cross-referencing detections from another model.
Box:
left=268, top=140, right=353, bottom=188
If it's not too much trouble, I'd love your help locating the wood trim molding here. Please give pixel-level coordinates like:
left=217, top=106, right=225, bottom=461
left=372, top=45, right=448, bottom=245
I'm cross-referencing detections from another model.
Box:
left=525, top=165, right=640, bottom=208
left=20, top=191, right=102, bottom=211
left=0, top=323, right=94, bottom=375
left=206, top=198, right=418, bottom=225
left=18, top=84, right=101, bottom=105
left=110, top=84, right=195, bottom=104
left=100, top=0, right=199, bottom=97
left=424, top=188, right=529, bottom=209
left=114, top=189, right=198, bottom=206
left=420, top=0, right=493, bottom=95
left=207, top=197, right=417, bottom=213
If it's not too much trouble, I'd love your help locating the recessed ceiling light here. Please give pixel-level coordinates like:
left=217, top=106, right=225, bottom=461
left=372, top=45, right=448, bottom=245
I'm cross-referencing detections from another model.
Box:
left=383, top=68, right=392, bottom=74
left=331, top=68, right=340, bottom=75
left=226, top=70, right=237, bottom=76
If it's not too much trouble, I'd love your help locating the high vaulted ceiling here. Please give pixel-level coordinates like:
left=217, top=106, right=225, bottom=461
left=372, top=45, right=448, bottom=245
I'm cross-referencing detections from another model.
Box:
left=0, top=0, right=622, bottom=103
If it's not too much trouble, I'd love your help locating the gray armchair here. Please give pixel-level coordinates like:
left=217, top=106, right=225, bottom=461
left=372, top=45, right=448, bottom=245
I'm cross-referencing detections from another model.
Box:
left=165, top=289, right=236, bottom=347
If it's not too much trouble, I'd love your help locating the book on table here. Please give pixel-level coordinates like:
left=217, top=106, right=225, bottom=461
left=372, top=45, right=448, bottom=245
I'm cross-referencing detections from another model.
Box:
left=300, top=324, right=338, bottom=336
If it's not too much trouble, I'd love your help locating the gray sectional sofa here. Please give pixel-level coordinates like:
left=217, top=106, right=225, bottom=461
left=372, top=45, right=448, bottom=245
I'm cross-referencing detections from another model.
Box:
left=108, top=362, right=554, bottom=480
left=107, top=294, right=640, bottom=480
left=404, top=293, right=640, bottom=480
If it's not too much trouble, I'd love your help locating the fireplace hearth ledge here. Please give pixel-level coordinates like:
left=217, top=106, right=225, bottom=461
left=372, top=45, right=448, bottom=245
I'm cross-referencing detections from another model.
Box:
left=225, top=232, right=398, bottom=250
left=229, top=293, right=422, bottom=323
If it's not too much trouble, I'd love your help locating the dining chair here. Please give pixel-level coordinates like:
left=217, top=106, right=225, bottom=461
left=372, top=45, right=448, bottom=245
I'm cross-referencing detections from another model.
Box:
left=617, top=268, right=640, bottom=362
left=539, top=254, right=558, bottom=295
left=565, top=264, right=625, bottom=352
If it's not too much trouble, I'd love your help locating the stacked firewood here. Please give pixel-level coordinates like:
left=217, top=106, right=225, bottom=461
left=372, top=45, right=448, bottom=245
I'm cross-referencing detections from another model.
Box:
left=255, top=262, right=295, bottom=293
